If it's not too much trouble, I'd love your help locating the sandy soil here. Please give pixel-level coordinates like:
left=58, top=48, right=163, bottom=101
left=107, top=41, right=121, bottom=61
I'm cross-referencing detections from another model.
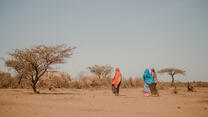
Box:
left=0, top=87, right=207, bottom=117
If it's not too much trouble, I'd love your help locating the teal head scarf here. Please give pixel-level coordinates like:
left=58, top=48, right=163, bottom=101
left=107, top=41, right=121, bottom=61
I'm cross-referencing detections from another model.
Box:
left=142, top=68, right=154, bottom=84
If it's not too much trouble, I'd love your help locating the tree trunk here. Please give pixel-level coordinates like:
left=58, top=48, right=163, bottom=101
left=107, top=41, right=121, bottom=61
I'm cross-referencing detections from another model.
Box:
left=98, top=75, right=101, bottom=79
left=18, top=77, right=22, bottom=85
left=31, top=77, right=39, bottom=94
left=32, top=83, right=38, bottom=93
left=171, top=75, right=174, bottom=87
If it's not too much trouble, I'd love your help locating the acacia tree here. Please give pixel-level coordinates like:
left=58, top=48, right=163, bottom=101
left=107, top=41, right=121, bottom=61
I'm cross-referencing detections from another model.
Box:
left=88, top=65, right=113, bottom=79
left=5, top=44, right=75, bottom=93
left=158, top=68, right=185, bottom=86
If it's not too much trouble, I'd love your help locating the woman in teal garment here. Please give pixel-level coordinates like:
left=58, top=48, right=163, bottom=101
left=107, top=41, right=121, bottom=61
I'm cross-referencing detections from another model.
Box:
left=142, top=68, right=155, bottom=96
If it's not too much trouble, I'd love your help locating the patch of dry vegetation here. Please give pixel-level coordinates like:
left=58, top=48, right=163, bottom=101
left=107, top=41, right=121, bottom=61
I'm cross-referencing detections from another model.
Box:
left=0, top=72, right=17, bottom=88
left=0, top=71, right=208, bottom=90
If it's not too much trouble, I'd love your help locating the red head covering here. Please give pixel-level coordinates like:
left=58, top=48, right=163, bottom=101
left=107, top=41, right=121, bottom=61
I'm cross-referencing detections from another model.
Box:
left=116, top=68, right=120, bottom=72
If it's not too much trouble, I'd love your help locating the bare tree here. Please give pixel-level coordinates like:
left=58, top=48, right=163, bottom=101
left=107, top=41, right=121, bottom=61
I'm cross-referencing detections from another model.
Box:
left=88, top=65, right=113, bottom=79
left=5, top=44, right=75, bottom=93
left=158, top=68, right=185, bottom=86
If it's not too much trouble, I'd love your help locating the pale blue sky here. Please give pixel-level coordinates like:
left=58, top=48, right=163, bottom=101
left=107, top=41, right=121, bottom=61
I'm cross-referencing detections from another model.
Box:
left=0, top=0, right=208, bottom=81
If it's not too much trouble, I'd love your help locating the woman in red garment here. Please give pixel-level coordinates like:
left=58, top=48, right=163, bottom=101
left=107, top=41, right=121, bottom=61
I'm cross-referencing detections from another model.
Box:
left=111, top=68, right=122, bottom=96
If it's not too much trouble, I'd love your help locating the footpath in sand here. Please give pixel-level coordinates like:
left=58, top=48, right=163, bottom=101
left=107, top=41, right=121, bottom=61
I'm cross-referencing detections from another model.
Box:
left=0, top=88, right=207, bottom=117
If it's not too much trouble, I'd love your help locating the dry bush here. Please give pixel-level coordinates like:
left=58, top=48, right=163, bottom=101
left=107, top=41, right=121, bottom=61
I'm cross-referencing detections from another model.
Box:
left=121, top=78, right=132, bottom=88
left=36, top=77, right=49, bottom=88
left=40, top=76, right=145, bottom=89
left=0, top=72, right=33, bottom=88
left=1, top=71, right=208, bottom=90
left=69, top=76, right=111, bottom=89
left=156, top=81, right=208, bottom=90
left=100, top=77, right=111, bottom=88
left=18, top=78, right=31, bottom=88
left=157, top=82, right=171, bottom=90
left=192, top=81, right=208, bottom=87
left=0, top=72, right=14, bottom=88
left=121, top=77, right=144, bottom=88
left=174, top=82, right=187, bottom=87
left=50, top=76, right=70, bottom=88
left=37, top=75, right=71, bottom=89
left=0, top=72, right=22, bottom=88
left=69, top=76, right=92, bottom=89
left=134, top=78, right=144, bottom=88
left=77, top=76, right=95, bottom=88
left=69, top=81, right=82, bottom=89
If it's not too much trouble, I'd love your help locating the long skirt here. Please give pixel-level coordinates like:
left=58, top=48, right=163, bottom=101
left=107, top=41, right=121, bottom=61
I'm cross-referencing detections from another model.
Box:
left=143, top=83, right=152, bottom=96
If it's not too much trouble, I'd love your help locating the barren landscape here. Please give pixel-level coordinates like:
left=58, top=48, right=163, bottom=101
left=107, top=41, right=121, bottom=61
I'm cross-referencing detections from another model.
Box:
left=0, top=87, right=207, bottom=117
left=1, top=1, right=208, bottom=117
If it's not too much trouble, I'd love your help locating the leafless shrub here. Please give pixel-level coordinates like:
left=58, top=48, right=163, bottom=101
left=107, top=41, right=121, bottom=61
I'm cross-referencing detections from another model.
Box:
left=100, top=77, right=111, bottom=88
left=69, top=81, right=82, bottom=89
left=192, top=81, right=208, bottom=87
left=0, top=72, right=13, bottom=88
left=1, top=70, right=208, bottom=90
left=121, top=77, right=144, bottom=88
left=36, top=75, right=71, bottom=89
left=157, top=82, right=171, bottom=90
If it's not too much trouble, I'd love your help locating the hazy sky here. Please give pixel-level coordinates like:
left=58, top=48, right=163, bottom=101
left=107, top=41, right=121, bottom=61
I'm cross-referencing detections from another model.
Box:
left=0, top=0, right=208, bottom=81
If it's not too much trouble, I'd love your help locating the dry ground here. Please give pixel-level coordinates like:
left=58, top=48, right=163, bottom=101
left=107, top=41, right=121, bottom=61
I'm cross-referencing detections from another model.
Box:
left=0, top=87, right=207, bottom=117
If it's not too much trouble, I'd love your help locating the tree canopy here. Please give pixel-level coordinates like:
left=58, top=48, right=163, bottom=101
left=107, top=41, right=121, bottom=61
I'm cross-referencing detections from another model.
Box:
left=88, top=65, right=113, bottom=79
left=158, top=68, right=185, bottom=75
